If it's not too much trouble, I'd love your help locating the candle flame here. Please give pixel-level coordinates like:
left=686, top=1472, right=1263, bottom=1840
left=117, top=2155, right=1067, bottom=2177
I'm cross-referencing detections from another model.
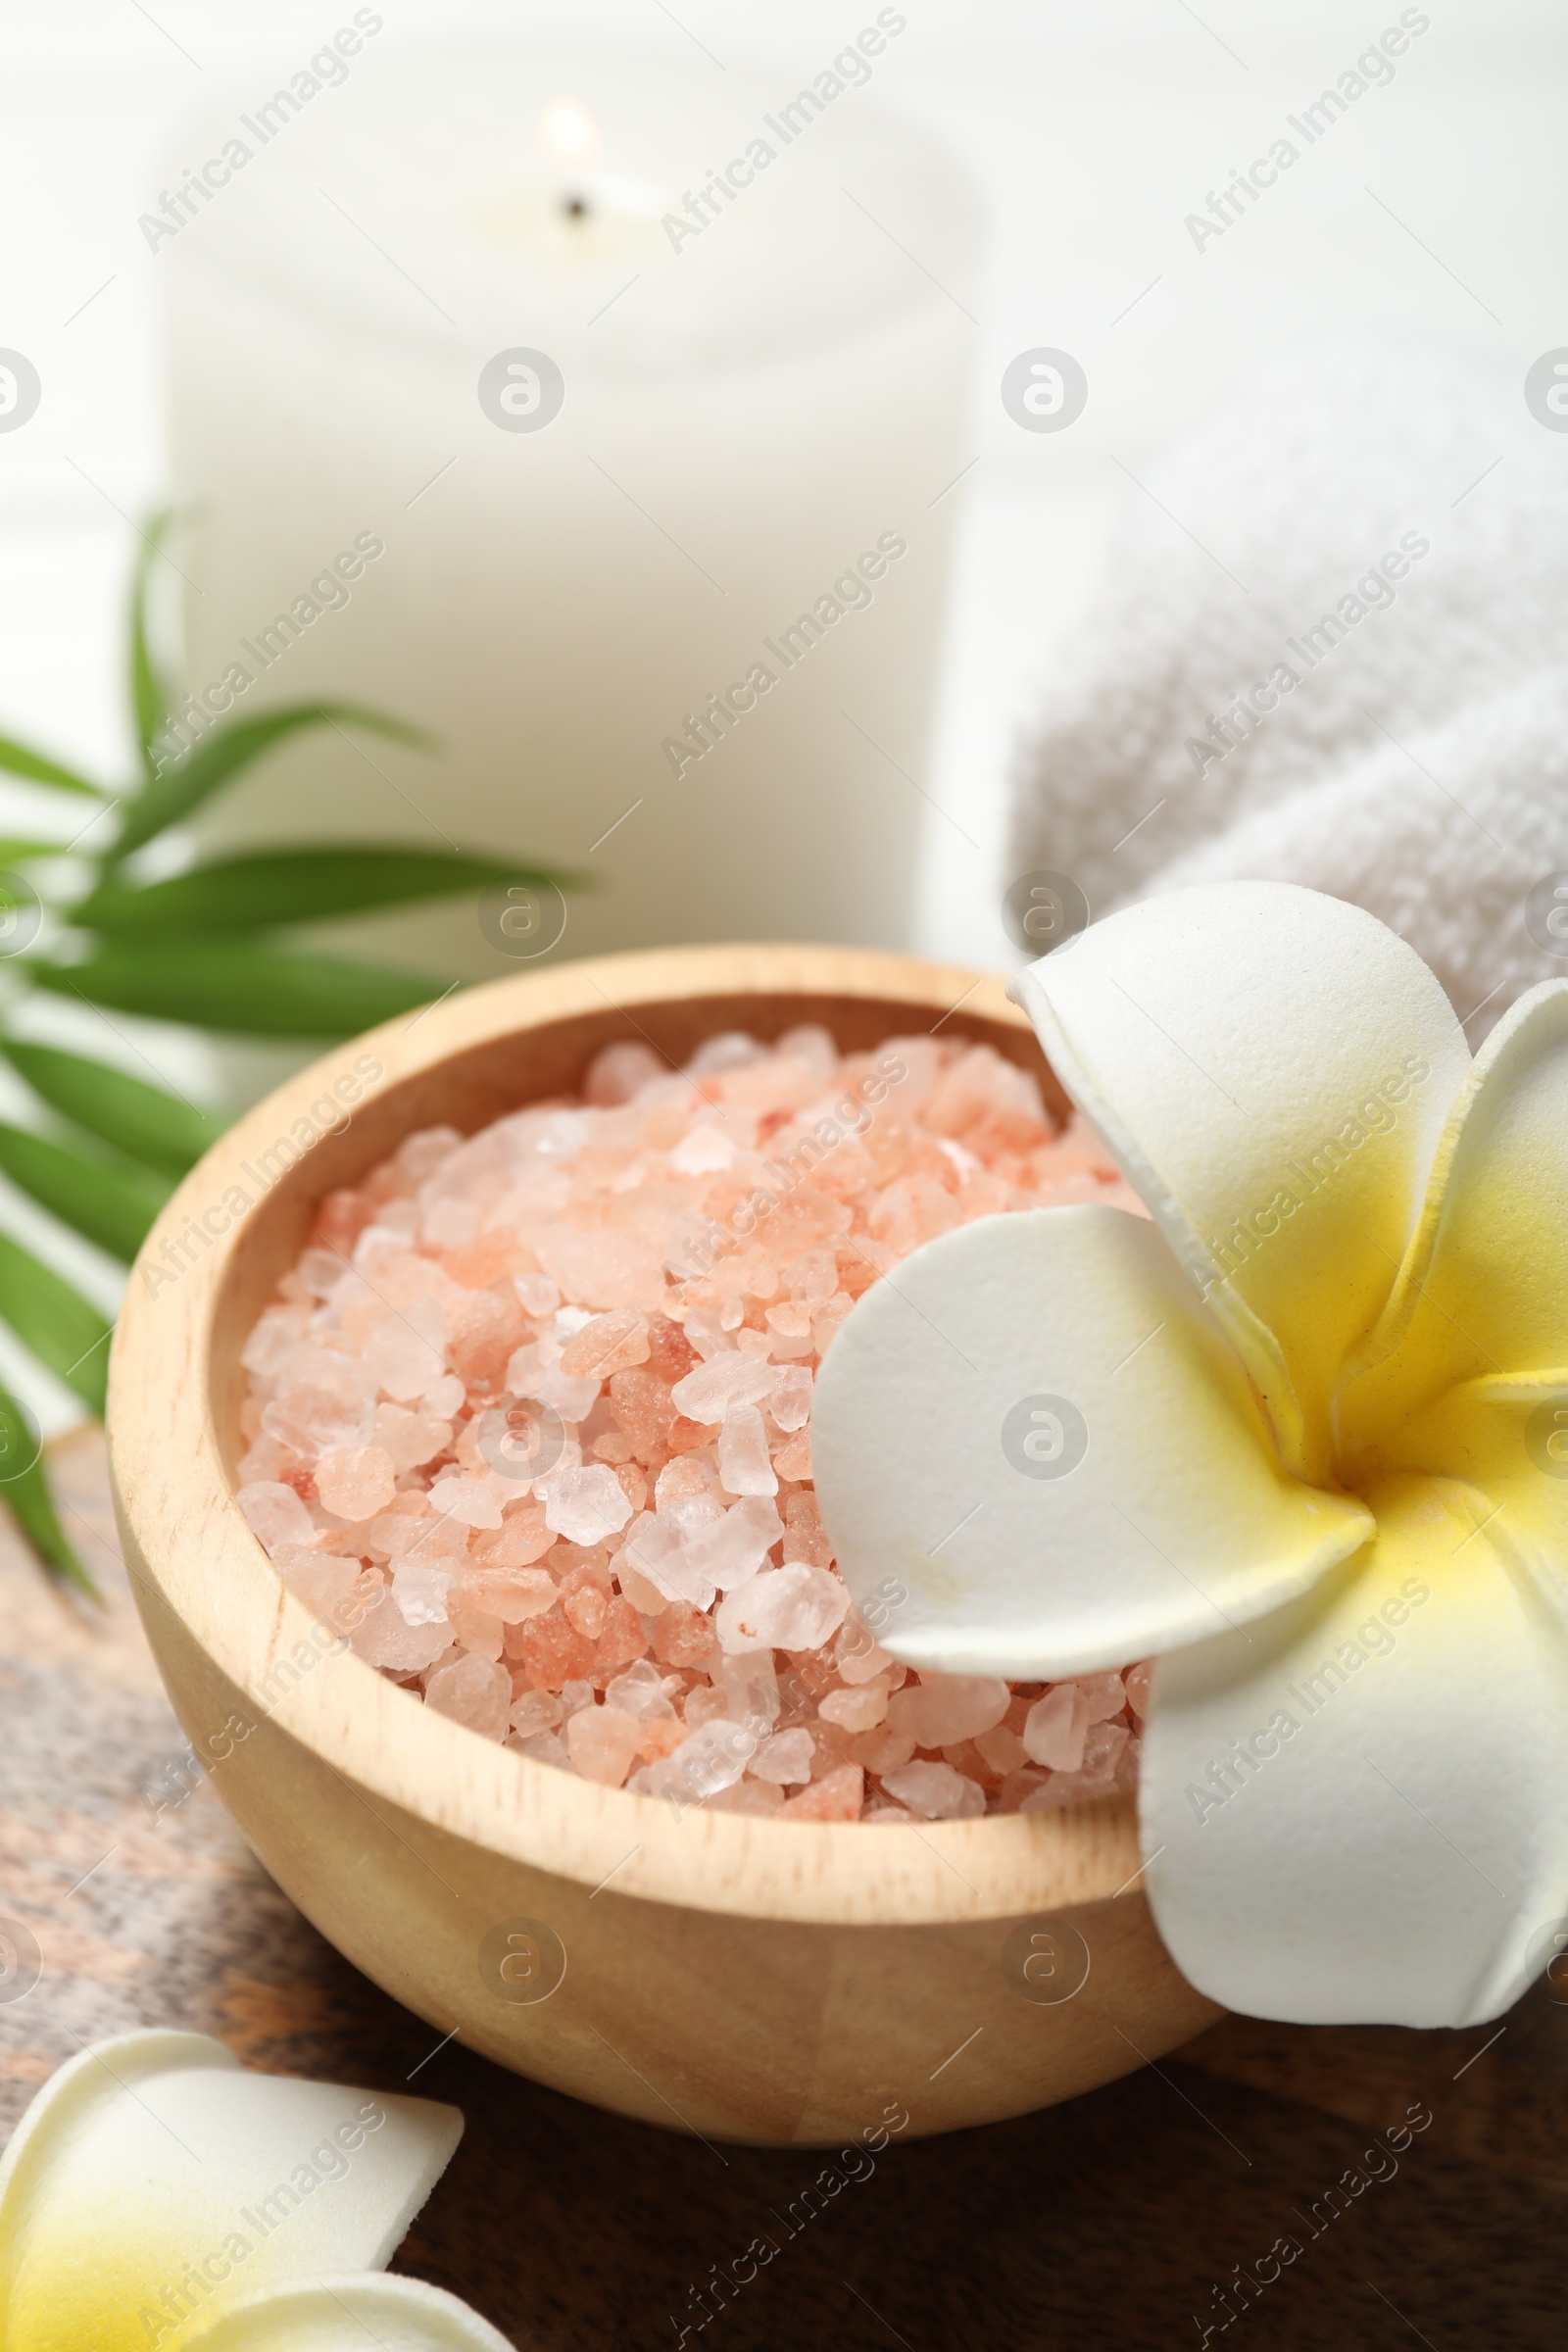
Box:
left=538, top=95, right=602, bottom=172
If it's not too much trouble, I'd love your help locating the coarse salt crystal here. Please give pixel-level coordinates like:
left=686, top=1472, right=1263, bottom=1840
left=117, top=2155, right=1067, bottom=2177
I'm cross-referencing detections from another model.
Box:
left=373, top=1403, right=452, bottom=1473
left=670, top=1349, right=775, bottom=1424
left=511, top=1729, right=571, bottom=1769
left=391, top=1560, right=456, bottom=1628
left=835, top=1624, right=894, bottom=1686
left=717, top=1403, right=777, bottom=1497
left=236, top=1480, right=315, bottom=1554
left=781, top=1762, right=864, bottom=1821
left=752, top=1727, right=814, bottom=1785
left=708, top=1780, right=785, bottom=1816
left=315, top=1444, right=397, bottom=1523
left=887, top=1676, right=1009, bottom=1750
left=686, top=1030, right=762, bottom=1076
left=565, top=1702, right=642, bottom=1787
left=721, top=1647, right=780, bottom=1737
left=1077, top=1671, right=1129, bottom=1724
left=514, top=1271, right=561, bottom=1317
left=669, top=1124, right=737, bottom=1174
left=767, top=1364, right=813, bottom=1431
left=427, top=1471, right=505, bottom=1531
left=1083, top=1719, right=1133, bottom=1780
left=880, top=1760, right=986, bottom=1821
left=618, top=1510, right=716, bottom=1611
left=504, top=1342, right=601, bottom=1424
left=543, top=1463, right=634, bottom=1545
left=270, top=1544, right=365, bottom=1627
left=974, top=1722, right=1028, bottom=1775
left=241, top=1306, right=310, bottom=1378
left=425, top=1652, right=511, bottom=1740
left=463, top=1566, right=558, bottom=1622
left=605, top=1659, right=678, bottom=1720
left=363, top=1300, right=447, bottom=1400
left=261, top=1355, right=374, bottom=1458
left=1022, top=1685, right=1092, bottom=1771
left=584, top=1039, right=664, bottom=1105
left=634, top=1717, right=754, bottom=1804
left=349, top=1588, right=451, bottom=1672
left=422, top=1373, right=466, bottom=1417
left=715, top=1562, right=850, bottom=1654
left=819, top=1677, right=889, bottom=1733
left=684, top=1495, right=783, bottom=1593
left=509, top=1687, right=564, bottom=1738
left=560, top=1308, right=650, bottom=1379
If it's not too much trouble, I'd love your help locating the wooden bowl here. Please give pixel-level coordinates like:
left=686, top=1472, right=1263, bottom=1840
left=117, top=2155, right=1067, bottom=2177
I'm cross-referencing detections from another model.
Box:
left=108, top=945, right=1218, bottom=2147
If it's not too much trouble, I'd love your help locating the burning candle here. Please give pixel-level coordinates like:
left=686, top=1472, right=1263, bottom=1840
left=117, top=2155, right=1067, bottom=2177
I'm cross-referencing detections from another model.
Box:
left=154, top=32, right=981, bottom=969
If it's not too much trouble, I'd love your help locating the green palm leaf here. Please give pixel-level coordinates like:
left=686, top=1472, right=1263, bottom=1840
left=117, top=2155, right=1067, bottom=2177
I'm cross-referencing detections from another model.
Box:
left=34, top=943, right=445, bottom=1036
left=0, top=731, right=102, bottom=798
left=115, top=704, right=434, bottom=856
left=2, top=1042, right=224, bottom=1175
left=0, top=838, right=77, bottom=865
left=0, top=1382, right=97, bottom=1596
left=0, top=1123, right=172, bottom=1260
left=74, top=845, right=573, bottom=936
left=0, top=1231, right=112, bottom=1414
left=130, top=509, right=180, bottom=779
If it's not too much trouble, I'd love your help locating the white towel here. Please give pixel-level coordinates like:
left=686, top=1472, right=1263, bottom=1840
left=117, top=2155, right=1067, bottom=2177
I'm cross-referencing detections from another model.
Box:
left=1009, top=343, right=1568, bottom=1037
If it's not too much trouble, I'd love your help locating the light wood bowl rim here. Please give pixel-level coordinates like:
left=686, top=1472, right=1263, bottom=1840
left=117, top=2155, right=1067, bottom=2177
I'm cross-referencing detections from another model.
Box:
left=109, top=944, right=1140, bottom=1931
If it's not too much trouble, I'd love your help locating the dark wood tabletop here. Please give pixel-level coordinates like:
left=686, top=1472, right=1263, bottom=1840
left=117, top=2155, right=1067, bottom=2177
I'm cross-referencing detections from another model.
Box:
left=2, top=1429, right=1560, bottom=2352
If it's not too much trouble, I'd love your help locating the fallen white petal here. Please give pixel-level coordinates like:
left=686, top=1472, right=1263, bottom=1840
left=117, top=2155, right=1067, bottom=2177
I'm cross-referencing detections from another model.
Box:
left=810, top=1204, right=1371, bottom=1678
left=183, top=2273, right=515, bottom=2348
left=1009, top=881, right=1468, bottom=1480
left=1143, top=1474, right=1568, bottom=2026
left=0, top=2031, right=463, bottom=2349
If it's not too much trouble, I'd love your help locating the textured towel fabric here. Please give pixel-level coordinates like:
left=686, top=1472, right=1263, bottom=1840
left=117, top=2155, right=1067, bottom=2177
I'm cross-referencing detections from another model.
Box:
left=1010, top=345, right=1568, bottom=1037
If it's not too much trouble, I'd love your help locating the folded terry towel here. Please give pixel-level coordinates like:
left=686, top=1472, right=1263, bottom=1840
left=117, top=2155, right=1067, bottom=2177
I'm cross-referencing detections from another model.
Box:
left=1010, top=343, right=1568, bottom=1037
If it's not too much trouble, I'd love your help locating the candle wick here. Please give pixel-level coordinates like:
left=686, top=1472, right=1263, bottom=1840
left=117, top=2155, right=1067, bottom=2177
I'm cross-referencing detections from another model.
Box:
left=562, top=192, right=590, bottom=221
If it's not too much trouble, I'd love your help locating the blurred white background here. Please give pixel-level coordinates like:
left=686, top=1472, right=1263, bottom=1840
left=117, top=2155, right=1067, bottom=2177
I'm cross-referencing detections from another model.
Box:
left=5, top=0, right=1565, bottom=962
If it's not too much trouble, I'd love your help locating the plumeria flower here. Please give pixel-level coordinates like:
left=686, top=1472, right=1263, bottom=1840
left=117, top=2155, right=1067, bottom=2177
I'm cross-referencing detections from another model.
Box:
left=813, top=882, right=1568, bottom=2027
left=0, top=2030, right=514, bottom=2349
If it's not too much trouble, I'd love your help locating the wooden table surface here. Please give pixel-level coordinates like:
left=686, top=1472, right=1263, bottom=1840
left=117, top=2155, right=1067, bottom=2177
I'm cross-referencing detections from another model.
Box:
left=2, top=1429, right=1561, bottom=2351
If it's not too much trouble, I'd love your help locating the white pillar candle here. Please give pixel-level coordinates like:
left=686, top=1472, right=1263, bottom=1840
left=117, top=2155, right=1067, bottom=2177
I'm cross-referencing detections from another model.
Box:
left=154, top=30, right=980, bottom=970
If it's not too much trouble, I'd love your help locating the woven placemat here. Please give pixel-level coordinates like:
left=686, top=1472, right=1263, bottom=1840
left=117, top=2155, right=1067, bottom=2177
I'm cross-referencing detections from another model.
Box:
left=2, top=1428, right=1562, bottom=2350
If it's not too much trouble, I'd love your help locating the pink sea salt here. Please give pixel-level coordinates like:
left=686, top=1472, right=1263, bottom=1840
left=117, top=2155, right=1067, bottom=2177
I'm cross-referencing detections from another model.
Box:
left=1023, top=1684, right=1093, bottom=1771
left=882, top=1760, right=988, bottom=1822
left=818, top=1680, right=889, bottom=1733
left=753, top=1726, right=814, bottom=1784
left=315, top=1444, right=397, bottom=1523
left=544, top=1464, right=634, bottom=1545
left=888, top=1674, right=1009, bottom=1749
left=237, top=1480, right=315, bottom=1553
left=715, top=1562, right=849, bottom=1653
left=565, top=1701, right=641, bottom=1787
left=425, top=1651, right=512, bottom=1740
left=237, top=1024, right=1152, bottom=1820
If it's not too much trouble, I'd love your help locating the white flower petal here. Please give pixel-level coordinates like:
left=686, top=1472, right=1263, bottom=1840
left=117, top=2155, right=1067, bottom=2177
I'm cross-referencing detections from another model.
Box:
left=1010, top=882, right=1468, bottom=1479
left=810, top=1204, right=1371, bottom=1678
left=1370, top=1378, right=1568, bottom=1632
left=183, top=2273, right=515, bottom=2348
left=1143, top=1474, right=1568, bottom=2026
left=1336, top=981, right=1568, bottom=1616
left=1344, top=978, right=1568, bottom=1426
left=0, top=2031, right=463, bottom=2347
